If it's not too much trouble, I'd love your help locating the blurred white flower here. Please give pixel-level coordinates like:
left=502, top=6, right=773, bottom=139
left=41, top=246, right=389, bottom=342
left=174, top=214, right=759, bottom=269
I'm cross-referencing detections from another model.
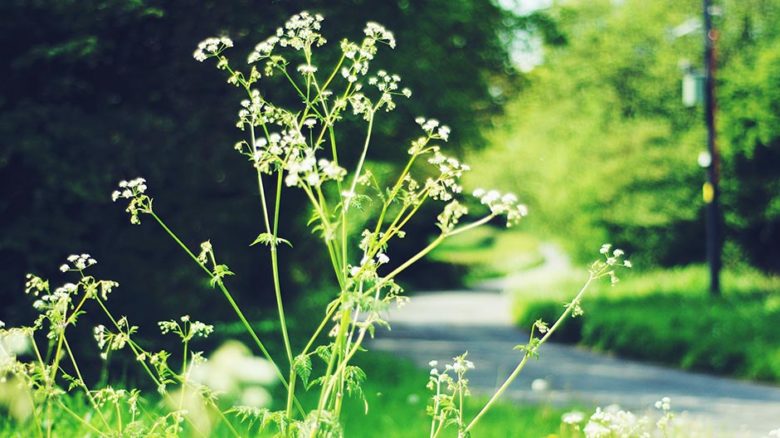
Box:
left=531, top=378, right=549, bottom=392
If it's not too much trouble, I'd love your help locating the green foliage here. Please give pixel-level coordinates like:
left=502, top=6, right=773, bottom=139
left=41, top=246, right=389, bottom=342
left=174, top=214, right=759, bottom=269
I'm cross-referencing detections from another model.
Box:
left=0, top=353, right=566, bottom=438
left=428, top=226, right=543, bottom=284
left=719, top=1, right=780, bottom=271
left=0, top=0, right=546, bottom=337
left=470, top=0, right=780, bottom=269
left=516, top=265, right=780, bottom=380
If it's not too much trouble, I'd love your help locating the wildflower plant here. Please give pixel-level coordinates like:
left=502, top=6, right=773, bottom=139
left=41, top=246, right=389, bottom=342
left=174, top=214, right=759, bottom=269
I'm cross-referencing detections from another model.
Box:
left=0, top=11, right=640, bottom=438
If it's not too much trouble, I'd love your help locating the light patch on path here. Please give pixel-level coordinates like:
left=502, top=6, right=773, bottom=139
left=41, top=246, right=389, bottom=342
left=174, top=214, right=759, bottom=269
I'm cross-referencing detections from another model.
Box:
left=367, top=246, right=780, bottom=437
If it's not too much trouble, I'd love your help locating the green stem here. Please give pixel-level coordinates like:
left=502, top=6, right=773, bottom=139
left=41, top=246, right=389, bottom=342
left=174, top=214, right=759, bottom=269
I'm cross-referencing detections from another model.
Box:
left=344, top=111, right=375, bottom=212
left=463, top=274, right=596, bottom=434
left=56, top=400, right=106, bottom=437
left=61, top=337, right=110, bottom=429
left=148, top=212, right=304, bottom=416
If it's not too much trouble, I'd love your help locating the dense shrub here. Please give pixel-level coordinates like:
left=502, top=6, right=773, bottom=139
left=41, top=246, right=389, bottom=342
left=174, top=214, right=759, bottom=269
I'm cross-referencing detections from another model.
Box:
left=517, top=271, right=780, bottom=381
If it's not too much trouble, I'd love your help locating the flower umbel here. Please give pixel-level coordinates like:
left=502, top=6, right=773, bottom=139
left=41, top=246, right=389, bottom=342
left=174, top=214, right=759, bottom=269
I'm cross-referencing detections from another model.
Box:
left=112, top=178, right=152, bottom=224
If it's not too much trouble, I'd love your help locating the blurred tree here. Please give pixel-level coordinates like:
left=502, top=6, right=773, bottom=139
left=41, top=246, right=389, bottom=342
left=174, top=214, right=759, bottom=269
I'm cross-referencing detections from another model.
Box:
left=469, top=0, right=780, bottom=271
left=0, top=0, right=558, bottom=337
left=719, top=0, right=780, bottom=271
left=468, top=0, right=704, bottom=266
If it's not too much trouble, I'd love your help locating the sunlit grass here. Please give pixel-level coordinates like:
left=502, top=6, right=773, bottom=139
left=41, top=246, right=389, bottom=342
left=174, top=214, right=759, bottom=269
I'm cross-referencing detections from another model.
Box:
left=429, top=226, right=544, bottom=285
left=513, top=264, right=780, bottom=381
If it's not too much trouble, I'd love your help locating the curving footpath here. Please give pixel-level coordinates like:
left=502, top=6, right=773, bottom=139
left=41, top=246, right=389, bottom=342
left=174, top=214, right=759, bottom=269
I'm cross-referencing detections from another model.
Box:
left=368, top=247, right=780, bottom=437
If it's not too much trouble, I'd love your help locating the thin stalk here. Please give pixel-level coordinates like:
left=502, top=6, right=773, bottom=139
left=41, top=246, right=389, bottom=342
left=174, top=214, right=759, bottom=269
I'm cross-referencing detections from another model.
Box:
left=61, top=337, right=110, bottom=429
left=27, top=334, right=47, bottom=438
left=372, top=145, right=427, bottom=238
left=213, top=407, right=241, bottom=438
left=148, top=212, right=304, bottom=416
left=300, top=298, right=339, bottom=357
left=93, top=297, right=162, bottom=387
left=316, top=307, right=352, bottom=412
left=463, top=274, right=596, bottom=434
left=344, top=111, right=375, bottom=212
left=250, top=125, right=293, bottom=368
left=56, top=400, right=106, bottom=437
left=429, top=379, right=442, bottom=438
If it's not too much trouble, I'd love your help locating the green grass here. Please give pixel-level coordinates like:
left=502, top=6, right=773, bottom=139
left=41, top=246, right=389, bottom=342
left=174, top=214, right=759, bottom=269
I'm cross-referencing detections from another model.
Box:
left=514, top=265, right=780, bottom=381
left=339, top=354, right=565, bottom=437
left=428, top=226, right=544, bottom=285
left=0, top=352, right=565, bottom=437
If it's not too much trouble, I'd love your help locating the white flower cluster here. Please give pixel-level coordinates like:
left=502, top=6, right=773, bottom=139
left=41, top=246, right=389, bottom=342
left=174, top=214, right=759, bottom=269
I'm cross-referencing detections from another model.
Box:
left=426, top=353, right=474, bottom=430
left=583, top=406, right=649, bottom=438
left=562, top=410, right=586, bottom=425
left=111, top=177, right=147, bottom=201
left=437, top=200, right=468, bottom=232
left=59, top=253, right=96, bottom=272
left=347, top=243, right=391, bottom=282
left=193, top=36, right=233, bottom=62
left=472, top=188, right=528, bottom=226
left=93, top=317, right=135, bottom=360
left=247, top=11, right=325, bottom=63
left=112, top=178, right=151, bottom=224
left=562, top=399, right=678, bottom=438
left=364, top=22, right=396, bottom=48
left=367, top=70, right=411, bottom=111
left=159, top=315, right=214, bottom=341
left=236, top=89, right=264, bottom=128
left=297, top=63, right=318, bottom=76
left=339, top=21, right=395, bottom=84
left=284, top=150, right=346, bottom=188
left=426, top=150, right=469, bottom=201
left=600, top=243, right=632, bottom=268
left=346, top=90, right=373, bottom=119
left=24, top=274, right=48, bottom=296
left=197, top=241, right=213, bottom=266
left=593, top=244, right=632, bottom=285
left=415, top=117, right=450, bottom=141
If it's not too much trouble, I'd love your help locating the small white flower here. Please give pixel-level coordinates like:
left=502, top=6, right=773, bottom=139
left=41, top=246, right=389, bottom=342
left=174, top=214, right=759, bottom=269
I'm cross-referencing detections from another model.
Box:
left=531, top=378, right=549, bottom=392
left=59, top=264, right=69, bottom=273
left=562, top=410, right=585, bottom=424
left=377, top=253, right=389, bottom=264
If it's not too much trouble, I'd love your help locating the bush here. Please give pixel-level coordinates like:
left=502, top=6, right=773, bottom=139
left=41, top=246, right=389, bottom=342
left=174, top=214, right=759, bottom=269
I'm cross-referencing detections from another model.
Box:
left=516, top=266, right=780, bottom=381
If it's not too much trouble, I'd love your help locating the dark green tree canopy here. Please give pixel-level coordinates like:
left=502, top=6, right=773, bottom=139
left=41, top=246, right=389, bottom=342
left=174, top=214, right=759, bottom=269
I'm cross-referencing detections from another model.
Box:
left=0, top=1, right=554, bottom=328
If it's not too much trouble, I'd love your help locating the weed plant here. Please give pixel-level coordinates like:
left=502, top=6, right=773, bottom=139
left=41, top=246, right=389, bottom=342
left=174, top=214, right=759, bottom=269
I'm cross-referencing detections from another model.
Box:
left=0, top=12, right=652, bottom=437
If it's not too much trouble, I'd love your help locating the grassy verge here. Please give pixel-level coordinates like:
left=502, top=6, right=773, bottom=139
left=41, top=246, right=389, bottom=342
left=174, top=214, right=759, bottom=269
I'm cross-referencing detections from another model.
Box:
left=339, top=354, right=565, bottom=437
left=0, top=352, right=565, bottom=437
left=514, top=265, right=780, bottom=381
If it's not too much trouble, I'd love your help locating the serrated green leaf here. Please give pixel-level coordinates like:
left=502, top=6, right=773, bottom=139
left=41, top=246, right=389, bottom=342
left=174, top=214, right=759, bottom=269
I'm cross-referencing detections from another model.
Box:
left=250, top=233, right=292, bottom=248
left=343, top=365, right=366, bottom=397
left=314, top=344, right=332, bottom=363
left=293, top=354, right=312, bottom=387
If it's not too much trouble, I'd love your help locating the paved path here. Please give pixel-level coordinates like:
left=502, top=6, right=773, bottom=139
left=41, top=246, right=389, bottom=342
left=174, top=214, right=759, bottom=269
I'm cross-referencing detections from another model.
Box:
left=367, top=247, right=780, bottom=437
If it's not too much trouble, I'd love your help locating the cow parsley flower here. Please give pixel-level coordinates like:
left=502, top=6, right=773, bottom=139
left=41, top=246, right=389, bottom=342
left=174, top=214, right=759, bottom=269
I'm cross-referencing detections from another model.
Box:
left=112, top=178, right=152, bottom=224
left=193, top=36, right=233, bottom=62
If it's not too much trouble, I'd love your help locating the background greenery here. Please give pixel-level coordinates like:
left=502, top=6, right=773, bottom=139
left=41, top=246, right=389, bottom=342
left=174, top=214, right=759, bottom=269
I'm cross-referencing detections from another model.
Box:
left=515, top=265, right=780, bottom=381
left=2, top=0, right=780, bottom=432
left=0, top=0, right=559, bottom=335
left=466, top=0, right=780, bottom=269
